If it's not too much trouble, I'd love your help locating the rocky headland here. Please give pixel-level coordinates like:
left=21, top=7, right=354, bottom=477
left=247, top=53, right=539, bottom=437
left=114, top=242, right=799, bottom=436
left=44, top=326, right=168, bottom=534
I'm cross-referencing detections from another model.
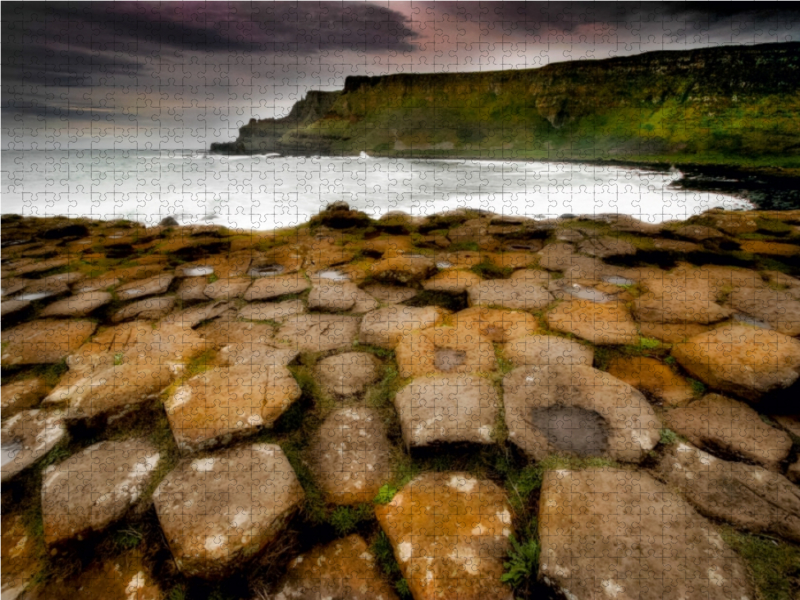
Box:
left=2, top=205, right=800, bottom=599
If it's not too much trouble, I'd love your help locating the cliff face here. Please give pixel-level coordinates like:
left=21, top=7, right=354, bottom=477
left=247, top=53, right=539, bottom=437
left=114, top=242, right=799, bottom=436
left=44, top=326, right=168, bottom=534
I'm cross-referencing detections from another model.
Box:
left=211, top=42, right=800, bottom=169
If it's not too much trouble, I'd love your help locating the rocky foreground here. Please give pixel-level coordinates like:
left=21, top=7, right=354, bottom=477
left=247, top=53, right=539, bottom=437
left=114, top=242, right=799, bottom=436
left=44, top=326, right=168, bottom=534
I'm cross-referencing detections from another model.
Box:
left=1, top=205, right=800, bottom=600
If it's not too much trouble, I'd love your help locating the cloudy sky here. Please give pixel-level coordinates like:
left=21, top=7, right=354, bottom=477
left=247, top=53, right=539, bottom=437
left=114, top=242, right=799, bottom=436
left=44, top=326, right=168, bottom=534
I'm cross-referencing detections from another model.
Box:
left=3, top=1, right=799, bottom=150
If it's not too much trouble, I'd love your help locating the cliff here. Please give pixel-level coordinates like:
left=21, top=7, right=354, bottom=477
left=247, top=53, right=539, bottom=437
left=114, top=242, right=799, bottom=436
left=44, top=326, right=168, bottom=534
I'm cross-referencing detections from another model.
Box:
left=211, top=42, right=800, bottom=171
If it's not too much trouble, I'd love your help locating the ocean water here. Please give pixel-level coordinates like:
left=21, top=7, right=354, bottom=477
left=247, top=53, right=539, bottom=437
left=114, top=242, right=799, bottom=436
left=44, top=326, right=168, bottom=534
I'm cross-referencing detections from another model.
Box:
left=1, top=149, right=751, bottom=230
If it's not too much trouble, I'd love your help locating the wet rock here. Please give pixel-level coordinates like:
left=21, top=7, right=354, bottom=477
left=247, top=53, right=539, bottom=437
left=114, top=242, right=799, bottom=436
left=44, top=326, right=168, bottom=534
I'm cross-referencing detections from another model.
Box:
left=396, top=324, right=496, bottom=379
left=546, top=299, right=639, bottom=345
left=370, top=255, right=436, bottom=284
left=503, top=334, right=594, bottom=367
left=607, top=356, right=695, bottom=406
left=238, top=299, right=306, bottom=322
left=41, top=438, right=161, bottom=544
left=452, top=307, right=539, bottom=342
left=1, top=319, right=97, bottom=366
left=316, top=352, right=380, bottom=397
left=153, top=443, right=304, bottom=579
left=671, top=324, right=800, bottom=402
left=1, top=377, right=47, bottom=418
left=1, top=409, right=66, bottom=482
left=267, top=535, right=400, bottom=600
left=308, top=280, right=361, bottom=311
left=665, top=393, right=792, bottom=468
left=1, top=512, right=41, bottom=600
left=374, top=472, right=513, bottom=600
left=657, top=442, right=800, bottom=543
left=467, top=279, right=553, bottom=310
left=422, top=269, right=481, bottom=293
left=203, top=277, right=252, bottom=300
left=539, top=467, right=753, bottom=600
left=727, top=287, right=800, bottom=336
left=394, top=374, right=499, bottom=446
left=503, top=365, right=660, bottom=462
left=309, top=407, right=392, bottom=505
left=359, top=306, right=448, bottom=349
left=276, top=314, right=360, bottom=352
left=39, top=291, right=112, bottom=318
left=112, top=295, right=175, bottom=322
left=361, top=283, right=418, bottom=304
left=577, top=236, right=636, bottom=257
left=115, top=274, right=174, bottom=301
left=244, top=273, right=309, bottom=301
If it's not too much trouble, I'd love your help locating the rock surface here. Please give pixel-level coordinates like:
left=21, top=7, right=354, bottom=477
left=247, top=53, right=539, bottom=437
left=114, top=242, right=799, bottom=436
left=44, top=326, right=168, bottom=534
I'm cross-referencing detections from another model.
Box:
left=503, top=334, right=594, bottom=367
left=375, top=472, right=514, bottom=600
left=396, top=324, right=496, bottom=378
left=1, top=512, right=41, bottom=600
left=315, top=352, right=381, bottom=397
left=238, top=299, right=305, bottom=322
left=467, top=279, right=553, bottom=310
left=39, top=291, right=112, bottom=318
left=539, top=467, right=754, bottom=600
left=153, top=443, right=304, bottom=579
left=727, top=287, right=800, bottom=336
left=276, top=314, right=360, bottom=352
left=546, top=299, right=639, bottom=345
left=244, top=274, right=309, bottom=300
left=1, top=319, right=97, bottom=366
left=115, top=274, right=173, bottom=301
left=359, top=305, right=447, bottom=349
left=453, top=307, right=538, bottom=342
left=607, top=355, right=695, bottom=406
left=1, top=409, right=66, bottom=482
left=1, top=377, right=47, bottom=418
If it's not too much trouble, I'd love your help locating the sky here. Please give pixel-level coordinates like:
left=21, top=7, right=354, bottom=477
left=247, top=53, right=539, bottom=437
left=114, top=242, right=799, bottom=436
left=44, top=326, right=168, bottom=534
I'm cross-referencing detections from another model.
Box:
left=3, top=1, right=800, bottom=150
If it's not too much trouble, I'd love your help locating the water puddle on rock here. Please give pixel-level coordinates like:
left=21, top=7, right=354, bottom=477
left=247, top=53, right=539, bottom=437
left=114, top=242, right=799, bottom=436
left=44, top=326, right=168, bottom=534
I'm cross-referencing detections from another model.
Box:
left=436, top=261, right=453, bottom=269
left=1, top=441, right=23, bottom=467
left=14, top=292, right=53, bottom=301
left=434, top=348, right=467, bottom=372
left=733, top=312, right=771, bottom=329
left=602, top=275, right=636, bottom=286
left=316, top=269, right=350, bottom=281
left=249, top=264, right=285, bottom=278
left=560, top=283, right=614, bottom=303
left=529, top=405, right=609, bottom=456
left=181, top=265, right=214, bottom=277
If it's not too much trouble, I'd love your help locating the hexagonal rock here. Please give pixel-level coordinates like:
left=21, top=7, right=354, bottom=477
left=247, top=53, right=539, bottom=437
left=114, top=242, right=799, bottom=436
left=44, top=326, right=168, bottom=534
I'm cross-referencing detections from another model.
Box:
left=269, top=535, right=400, bottom=600
left=112, top=295, right=176, bottom=322
left=308, top=281, right=361, bottom=311
left=637, top=321, right=711, bottom=343
left=361, top=283, right=418, bottom=304
left=607, top=356, right=695, bottom=407
left=115, top=274, right=174, bottom=301
left=503, top=365, right=660, bottom=462
left=374, top=472, right=514, bottom=600
left=244, top=274, right=310, bottom=301
left=1, top=410, right=66, bottom=482
left=165, top=361, right=300, bottom=452
left=176, top=276, right=210, bottom=301
left=316, top=352, right=381, bottom=397
left=203, top=277, right=252, bottom=300
left=1, top=319, right=97, bottom=366
left=633, top=292, right=733, bottom=324
left=453, top=307, right=539, bottom=343
left=577, top=236, right=636, bottom=257
left=41, top=438, right=161, bottom=545
left=657, top=442, right=800, bottom=543
left=153, top=443, right=304, bottom=579
left=538, top=468, right=753, bottom=600
left=39, top=291, right=112, bottom=318
left=309, top=407, right=392, bottom=505
left=467, top=279, right=553, bottom=311
left=671, top=324, right=800, bottom=402
left=727, top=287, right=800, bottom=336
left=422, top=270, right=482, bottom=293
left=394, top=374, right=499, bottom=447
left=369, top=255, right=436, bottom=284
left=1, top=377, right=47, bottom=418
left=276, top=314, right=360, bottom=352
left=396, top=324, right=497, bottom=379
left=238, top=299, right=306, bottom=322
left=503, top=334, right=594, bottom=367
left=665, top=393, right=792, bottom=469
left=537, top=242, right=577, bottom=271
left=1, top=511, right=42, bottom=600
left=546, top=299, right=638, bottom=345
left=359, top=306, right=448, bottom=350
left=163, top=300, right=232, bottom=328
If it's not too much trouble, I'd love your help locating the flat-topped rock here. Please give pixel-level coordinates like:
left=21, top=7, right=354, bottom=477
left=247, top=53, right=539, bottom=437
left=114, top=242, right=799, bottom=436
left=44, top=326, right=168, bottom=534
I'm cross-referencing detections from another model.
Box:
left=176, top=276, right=211, bottom=301
left=153, top=443, right=304, bottom=579
left=309, top=407, right=392, bottom=504
left=673, top=224, right=726, bottom=240
left=12, top=257, right=71, bottom=276
left=115, top=274, right=173, bottom=301
left=546, top=299, right=639, bottom=345
left=467, top=279, right=553, bottom=310
left=369, top=255, right=436, bottom=284
left=359, top=305, right=447, bottom=349
left=672, top=324, right=800, bottom=402
left=112, top=295, right=175, bottom=322
left=657, top=442, right=800, bottom=543
left=537, top=242, right=577, bottom=271
left=633, top=292, right=734, bottom=324
left=637, top=321, right=711, bottom=343
left=39, top=291, right=112, bottom=318
left=577, top=236, right=636, bottom=257
left=42, top=438, right=161, bottom=545
left=503, top=365, right=660, bottom=462
left=396, top=324, right=497, bottom=378
left=607, top=355, right=695, bottom=406
left=727, top=287, right=800, bottom=336
left=203, top=277, right=251, bottom=300
left=1, top=299, right=30, bottom=317
left=423, top=269, right=482, bottom=293
left=315, top=352, right=380, bottom=397
left=361, top=283, right=418, bottom=304
left=163, top=299, right=232, bottom=328
left=199, top=319, right=275, bottom=349
left=1, top=319, right=97, bottom=366
left=539, top=468, right=753, bottom=600
left=308, top=280, right=361, bottom=311
left=375, top=472, right=513, bottom=600
left=503, top=334, right=594, bottom=367
left=1, top=377, right=47, bottom=418
left=268, top=535, right=400, bottom=600
left=666, top=393, right=792, bottom=468
left=394, top=374, right=499, bottom=446
left=1, top=409, right=66, bottom=482
left=275, top=314, right=360, bottom=352
left=244, top=273, right=309, bottom=300
left=165, top=362, right=300, bottom=452
left=452, top=307, right=539, bottom=342
left=238, top=299, right=306, bottom=322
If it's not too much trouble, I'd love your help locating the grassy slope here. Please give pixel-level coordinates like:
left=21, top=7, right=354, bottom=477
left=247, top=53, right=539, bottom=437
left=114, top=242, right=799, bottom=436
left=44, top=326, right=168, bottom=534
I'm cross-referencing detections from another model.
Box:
left=276, top=42, right=800, bottom=173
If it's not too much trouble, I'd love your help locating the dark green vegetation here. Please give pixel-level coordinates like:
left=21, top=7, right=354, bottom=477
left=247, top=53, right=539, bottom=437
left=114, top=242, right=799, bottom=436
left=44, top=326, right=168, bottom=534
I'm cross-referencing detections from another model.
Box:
left=213, top=42, right=800, bottom=176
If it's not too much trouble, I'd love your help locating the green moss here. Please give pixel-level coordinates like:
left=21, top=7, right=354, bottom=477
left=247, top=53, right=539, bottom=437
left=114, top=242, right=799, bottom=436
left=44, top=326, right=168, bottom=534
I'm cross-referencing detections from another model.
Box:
left=449, top=241, right=480, bottom=252
left=720, top=527, right=800, bottom=600
left=659, top=428, right=679, bottom=445
left=374, top=483, right=399, bottom=505
left=328, top=504, right=372, bottom=536
left=471, top=261, right=514, bottom=280
left=501, top=531, right=541, bottom=594
left=688, top=378, right=707, bottom=396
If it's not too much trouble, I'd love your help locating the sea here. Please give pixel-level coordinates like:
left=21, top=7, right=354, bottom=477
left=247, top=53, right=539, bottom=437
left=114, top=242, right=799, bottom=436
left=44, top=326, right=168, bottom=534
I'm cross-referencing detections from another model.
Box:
left=1, top=149, right=753, bottom=231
